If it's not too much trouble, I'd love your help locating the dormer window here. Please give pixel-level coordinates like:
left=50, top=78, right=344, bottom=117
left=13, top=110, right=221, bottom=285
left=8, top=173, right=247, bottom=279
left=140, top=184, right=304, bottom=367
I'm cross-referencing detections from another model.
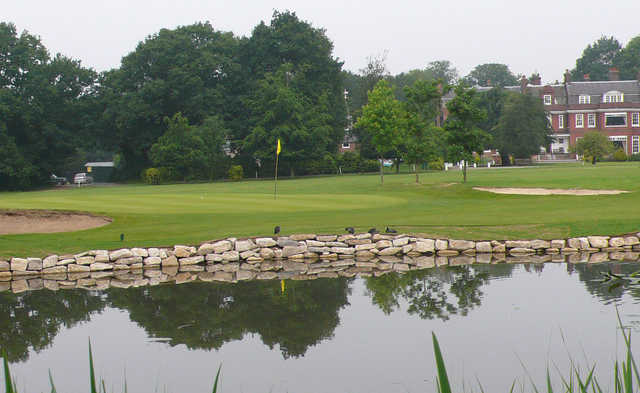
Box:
left=543, top=95, right=552, bottom=105
left=603, top=91, right=624, bottom=103
left=579, top=95, right=591, bottom=104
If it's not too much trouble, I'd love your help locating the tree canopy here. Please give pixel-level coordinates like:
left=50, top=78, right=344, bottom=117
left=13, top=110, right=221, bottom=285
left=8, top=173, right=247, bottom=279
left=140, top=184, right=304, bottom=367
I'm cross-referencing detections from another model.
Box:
left=463, top=63, right=519, bottom=87
left=571, top=36, right=622, bottom=81
left=575, top=131, right=614, bottom=164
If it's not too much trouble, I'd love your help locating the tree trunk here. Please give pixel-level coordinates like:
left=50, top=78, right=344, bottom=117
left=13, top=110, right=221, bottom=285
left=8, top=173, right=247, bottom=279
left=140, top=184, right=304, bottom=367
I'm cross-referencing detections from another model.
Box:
left=463, top=160, right=467, bottom=183
left=592, top=156, right=596, bottom=165
left=415, top=171, right=419, bottom=184
left=395, top=158, right=400, bottom=174
left=379, top=158, right=384, bottom=185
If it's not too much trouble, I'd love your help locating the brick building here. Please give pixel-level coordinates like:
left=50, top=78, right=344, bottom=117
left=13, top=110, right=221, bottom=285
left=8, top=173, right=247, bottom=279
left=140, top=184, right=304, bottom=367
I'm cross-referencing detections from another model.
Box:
left=443, top=68, right=640, bottom=157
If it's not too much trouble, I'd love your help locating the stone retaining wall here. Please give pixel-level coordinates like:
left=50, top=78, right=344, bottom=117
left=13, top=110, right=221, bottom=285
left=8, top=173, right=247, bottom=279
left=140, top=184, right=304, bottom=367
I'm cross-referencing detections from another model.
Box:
left=2, top=233, right=640, bottom=293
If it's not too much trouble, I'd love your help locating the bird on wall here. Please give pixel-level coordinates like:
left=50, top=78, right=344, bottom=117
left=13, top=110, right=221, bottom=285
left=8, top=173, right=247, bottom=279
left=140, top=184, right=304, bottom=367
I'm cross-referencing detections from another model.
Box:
left=368, top=228, right=378, bottom=234
left=274, top=226, right=281, bottom=235
left=385, top=227, right=397, bottom=234
left=345, top=227, right=355, bottom=234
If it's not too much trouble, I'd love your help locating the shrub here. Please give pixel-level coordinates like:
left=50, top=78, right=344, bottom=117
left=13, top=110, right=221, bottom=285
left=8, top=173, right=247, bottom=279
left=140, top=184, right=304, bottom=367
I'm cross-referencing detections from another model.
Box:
left=228, top=165, right=243, bottom=181
left=142, top=168, right=161, bottom=185
left=613, top=148, right=628, bottom=161
left=629, top=153, right=640, bottom=161
left=428, top=158, right=444, bottom=171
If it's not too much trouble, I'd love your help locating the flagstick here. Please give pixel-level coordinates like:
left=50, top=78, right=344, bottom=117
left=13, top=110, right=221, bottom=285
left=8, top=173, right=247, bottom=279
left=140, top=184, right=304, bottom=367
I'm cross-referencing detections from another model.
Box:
left=274, top=151, right=279, bottom=200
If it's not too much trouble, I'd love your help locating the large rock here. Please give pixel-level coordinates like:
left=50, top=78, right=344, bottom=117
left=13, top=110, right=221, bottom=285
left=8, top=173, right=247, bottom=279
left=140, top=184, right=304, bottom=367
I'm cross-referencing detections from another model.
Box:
left=255, top=237, right=277, bottom=247
left=588, top=236, right=610, bottom=248
left=68, top=264, right=90, bottom=273
left=509, top=248, right=535, bottom=256
left=378, top=247, right=401, bottom=256
left=43, top=255, right=58, bottom=269
left=144, top=256, right=162, bottom=266
left=76, top=256, right=95, bottom=265
left=505, top=240, right=531, bottom=249
left=449, top=239, right=476, bottom=251
left=43, top=266, right=67, bottom=274
left=162, top=255, right=178, bottom=267
left=355, top=243, right=377, bottom=251
left=27, top=258, right=43, bottom=271
left=624, top=236, right=640, bottom=246
left=282, top=245, right=307, bottom=258
left=259, top=248, right=275, bottom=259
left=174, top=245, right=196, bottom=258
left=331, top=247, right=355, bottom=255
left=375, top=240, right=393, bottom=249
left=435, top=239, right=448, bottom=250
left=0, top=261, right=10, bottom=272
left=475, top=242, right=492, bottom=253
left=609, top=237, right=626, bottom=247
left=235, top=239, right=257, bottom=252
left=317, top=235, right=337, bottom=242
left=530, top=240, right=551, bottom=249
left=551, top=239, right=566, bottom=249
left=90, top=263, right=113, bottom=272
left=392, top=237, right=409, bottom=247
left=277, top=238, right=300, bottom=247
left=131, top=248, right=149, bottom=258
left=222, top=251, right=240, bottom=262
left=10, top=258, right=28, bottom=272
left=179, top=256, right=204, bottom=265
left=346, top=239, right=372, bottom=246
left=110, top=249, right=133, bottom=261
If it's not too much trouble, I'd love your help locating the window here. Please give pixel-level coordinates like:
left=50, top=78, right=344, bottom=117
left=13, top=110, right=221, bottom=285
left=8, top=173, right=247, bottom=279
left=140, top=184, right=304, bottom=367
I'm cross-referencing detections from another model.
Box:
left=603, top=91, right=624, bottom=103
left=588, top=113, right=596, bottom=128
left=558, top=138, right=564, bottom=144
left=634, top=136, right=639, bottom=154
left=576, top=113, right=584, bottom=128
left=605, top=113, right=627, bottom=127
left=633, top=113, right=640, bottom=127
left=543, top=95, right=552, bottom=105
left=579, top=95, right=591, bottom=104
left=547, top=115, right=552, bottom=127
left=558, top=114, right=564, bottom=129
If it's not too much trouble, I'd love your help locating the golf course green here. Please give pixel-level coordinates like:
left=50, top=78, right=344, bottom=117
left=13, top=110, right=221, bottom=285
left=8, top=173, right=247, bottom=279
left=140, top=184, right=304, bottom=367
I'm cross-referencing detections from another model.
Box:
left=1, top=162, right=638, bottom=258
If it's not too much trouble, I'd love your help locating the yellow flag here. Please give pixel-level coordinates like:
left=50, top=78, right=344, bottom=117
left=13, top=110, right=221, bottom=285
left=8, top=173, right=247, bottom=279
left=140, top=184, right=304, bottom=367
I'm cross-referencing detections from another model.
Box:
left=277, top=138, right=281, bottom=156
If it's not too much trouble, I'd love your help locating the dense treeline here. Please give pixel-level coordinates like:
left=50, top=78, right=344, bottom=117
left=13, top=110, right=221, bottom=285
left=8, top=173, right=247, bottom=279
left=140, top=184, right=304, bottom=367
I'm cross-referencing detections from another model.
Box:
left=1, top=14, right=639, bottom=190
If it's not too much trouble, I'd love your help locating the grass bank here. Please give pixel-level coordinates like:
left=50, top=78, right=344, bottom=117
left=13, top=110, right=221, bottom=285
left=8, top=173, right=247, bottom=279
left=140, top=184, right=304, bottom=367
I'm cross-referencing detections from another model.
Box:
left=1, top=162, right=639, bottom=258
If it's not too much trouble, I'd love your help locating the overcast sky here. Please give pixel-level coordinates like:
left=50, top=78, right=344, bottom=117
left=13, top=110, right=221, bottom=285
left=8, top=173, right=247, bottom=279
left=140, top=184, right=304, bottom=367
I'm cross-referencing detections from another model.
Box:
left=4, top=0, right=640, bottom=84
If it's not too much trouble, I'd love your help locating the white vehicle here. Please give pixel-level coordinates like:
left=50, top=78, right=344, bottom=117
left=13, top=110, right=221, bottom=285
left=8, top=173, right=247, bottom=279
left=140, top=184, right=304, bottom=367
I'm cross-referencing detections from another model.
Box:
left=73, top=173, right=93, bottom=184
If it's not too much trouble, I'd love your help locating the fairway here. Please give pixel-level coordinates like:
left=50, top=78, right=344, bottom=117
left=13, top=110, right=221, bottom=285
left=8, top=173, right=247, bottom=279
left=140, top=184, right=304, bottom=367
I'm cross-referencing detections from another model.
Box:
left=1, top=162, right=639, bottom=258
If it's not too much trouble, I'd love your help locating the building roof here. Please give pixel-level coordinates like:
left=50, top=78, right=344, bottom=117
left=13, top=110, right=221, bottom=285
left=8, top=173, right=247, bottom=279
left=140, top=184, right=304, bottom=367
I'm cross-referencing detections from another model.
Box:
left=84, top=162, right=114, bottom=167
left=567, top=80, right=640, bottom=104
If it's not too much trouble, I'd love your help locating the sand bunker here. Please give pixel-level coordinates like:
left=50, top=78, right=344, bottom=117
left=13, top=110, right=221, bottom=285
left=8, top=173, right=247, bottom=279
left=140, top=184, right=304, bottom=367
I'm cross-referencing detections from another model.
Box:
left=0, top=210, right=112, bottom=235
left=473, top=187, right=629, bottom=196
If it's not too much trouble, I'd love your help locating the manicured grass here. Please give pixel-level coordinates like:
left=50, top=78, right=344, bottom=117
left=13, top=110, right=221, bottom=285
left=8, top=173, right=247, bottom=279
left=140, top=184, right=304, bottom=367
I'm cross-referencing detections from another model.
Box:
left=1, top=162, right=639, bottom=258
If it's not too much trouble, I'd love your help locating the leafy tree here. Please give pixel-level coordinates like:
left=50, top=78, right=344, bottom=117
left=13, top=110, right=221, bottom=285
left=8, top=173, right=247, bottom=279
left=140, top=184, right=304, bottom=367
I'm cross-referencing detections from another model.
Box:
left=355, top=80, right=406, bottom=184
left=150, top=113, right=206, bottom=180
left=194, top=115, right=228, bottom=180
left=403, top=80, right=445, bottom=183
left=615, top=35, right=640, bottom=80
left=424, top=60, right=459, bottom=85
left=102, top=22, right=241, bottom=178
left=493, top=92, right=551, bottom=162
left=443, top=84, right=488, bottom=182
left=571, top=36, right=622, bottom=81
left=473, top=87, right=509, bottom=147
left=575, top=131, right=614, bottom=164
left=463, top=63, right=519, bottom=87
left=244, top=64, right=335, bottom=177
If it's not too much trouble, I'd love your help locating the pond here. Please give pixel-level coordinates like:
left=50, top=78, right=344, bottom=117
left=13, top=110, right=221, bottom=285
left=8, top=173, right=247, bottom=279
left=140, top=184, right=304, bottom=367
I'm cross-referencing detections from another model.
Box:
left=1, top=261, right=640, bottom=393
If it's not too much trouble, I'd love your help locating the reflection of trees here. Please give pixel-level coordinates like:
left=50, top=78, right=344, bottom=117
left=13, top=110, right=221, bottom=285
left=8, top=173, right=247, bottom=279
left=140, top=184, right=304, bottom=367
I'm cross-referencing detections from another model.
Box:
left=570, top=262, right=640, bottom=304
left=106, top=278, right=351, bottom=358
left=0, top=291, right=106, bottom=362
left=365, top=265, right=515, bottom=321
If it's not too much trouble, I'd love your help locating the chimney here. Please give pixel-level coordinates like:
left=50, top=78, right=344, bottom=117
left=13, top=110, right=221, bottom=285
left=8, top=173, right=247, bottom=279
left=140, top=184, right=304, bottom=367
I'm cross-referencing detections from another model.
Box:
left=520, top=76, right=528, bottom=93
left=564, top=69, right=571, bottom=84
left=583, top=73, right=591, bottom=81
left=530, top=74, right=541, bottom=85
left=609, top=67, right=620, bottom=81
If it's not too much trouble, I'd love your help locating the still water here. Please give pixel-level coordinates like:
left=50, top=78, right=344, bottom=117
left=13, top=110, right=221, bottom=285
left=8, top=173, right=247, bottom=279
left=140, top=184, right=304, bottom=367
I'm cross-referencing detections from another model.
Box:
left=2, top=262, right=640, bottom=393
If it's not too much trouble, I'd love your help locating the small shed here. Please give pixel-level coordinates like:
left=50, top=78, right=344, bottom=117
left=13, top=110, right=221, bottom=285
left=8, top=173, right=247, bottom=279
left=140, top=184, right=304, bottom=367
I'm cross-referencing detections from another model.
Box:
left=84, top=162, right=115, bottom=183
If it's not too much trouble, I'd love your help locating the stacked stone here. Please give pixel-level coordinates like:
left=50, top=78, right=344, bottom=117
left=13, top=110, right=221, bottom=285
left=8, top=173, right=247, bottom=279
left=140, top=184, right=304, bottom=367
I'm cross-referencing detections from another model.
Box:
left=2, top=233, right=640, bottom=293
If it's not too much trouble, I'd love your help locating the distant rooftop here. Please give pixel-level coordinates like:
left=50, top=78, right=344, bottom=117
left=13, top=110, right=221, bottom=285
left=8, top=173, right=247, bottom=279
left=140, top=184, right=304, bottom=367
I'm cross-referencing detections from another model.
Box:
left=84, top=162, right=114, bottom=167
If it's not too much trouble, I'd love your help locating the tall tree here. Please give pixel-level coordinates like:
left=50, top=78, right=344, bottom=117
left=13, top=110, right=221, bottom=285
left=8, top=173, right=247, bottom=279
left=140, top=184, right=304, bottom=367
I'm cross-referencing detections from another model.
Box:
left=150, top=113, right=206, bottom=180
left=463, top=63, right=519, bottom=87
left=444, top=84, right=488, bottom=183
left=403, top=80, right=445, bottom=183
left=355, top=80, right=405, bottom=184
left=424, top=60, right=459, bottom=85
left=473, top=87, right=509, bottom=146
left=571, top=36, right=622, bottom=81
left=615, top=35, right=640, bottom=80
left=102, top=22, right=241, bottom=178
left=493, top=92, right=551, bottom=162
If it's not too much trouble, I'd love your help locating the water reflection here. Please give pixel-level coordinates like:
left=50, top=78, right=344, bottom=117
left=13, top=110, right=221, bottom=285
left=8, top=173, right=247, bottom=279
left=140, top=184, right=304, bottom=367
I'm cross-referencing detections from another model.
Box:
left=365, top=264, right=515, bottom=320
left=4, top=261, right=640, bottom=366
left=107, top=278, right=351, bottom=358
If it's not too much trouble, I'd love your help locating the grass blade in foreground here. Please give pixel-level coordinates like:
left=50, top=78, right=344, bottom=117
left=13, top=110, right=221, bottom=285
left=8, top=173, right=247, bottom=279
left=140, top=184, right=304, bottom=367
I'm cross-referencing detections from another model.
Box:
left=88, top=339, right=97, bottom=393
left=212, top=364, right=221, bottom=393
left=432, top=332, right=452, bottom=393
left=48, top=370, right=57, bottom=393
left=2, top=350, right=15, bottom=393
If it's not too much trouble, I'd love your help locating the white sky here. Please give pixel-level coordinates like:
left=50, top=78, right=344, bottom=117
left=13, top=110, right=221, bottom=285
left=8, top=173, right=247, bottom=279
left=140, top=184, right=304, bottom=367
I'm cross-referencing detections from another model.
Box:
left=4, top=0, right=640, bottom=84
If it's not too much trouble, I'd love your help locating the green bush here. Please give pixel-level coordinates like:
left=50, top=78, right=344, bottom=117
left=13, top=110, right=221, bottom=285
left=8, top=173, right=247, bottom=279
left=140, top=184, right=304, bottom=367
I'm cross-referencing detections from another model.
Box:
left=613, top=148, right=628, bottom=161
left=228, top=165, right=243, bottom=181
left=628, top=153, right=640, bottom=161
left=428, top=158, right=445, bottom=171
left=142, top=168, right=161, bottom=185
